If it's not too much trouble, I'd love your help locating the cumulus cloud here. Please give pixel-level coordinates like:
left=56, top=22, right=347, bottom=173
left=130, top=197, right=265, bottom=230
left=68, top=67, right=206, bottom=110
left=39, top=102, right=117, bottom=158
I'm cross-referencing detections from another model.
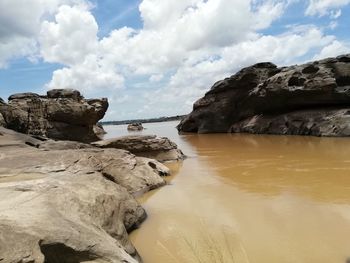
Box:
left=0, top=0, right=87, bottom=68
left=305, top=0, right=350, bottom=16
left=41, top=4, right=125, bottom=93
left=40, top=4, right=98, bottom=65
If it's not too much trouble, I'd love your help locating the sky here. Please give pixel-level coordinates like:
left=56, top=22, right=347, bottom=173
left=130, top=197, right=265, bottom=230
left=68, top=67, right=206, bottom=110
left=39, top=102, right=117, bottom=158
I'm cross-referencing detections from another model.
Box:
left=0, top=0, right=349, bottom=121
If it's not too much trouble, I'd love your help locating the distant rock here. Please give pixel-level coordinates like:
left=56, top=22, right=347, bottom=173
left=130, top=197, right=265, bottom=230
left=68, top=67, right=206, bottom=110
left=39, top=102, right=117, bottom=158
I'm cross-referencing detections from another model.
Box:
left=92, top=135, right=186, bottom=162
left=0, top=89, right=108, bottom=142
left=127, top=122, right=144, bottom=131
left=178, top=54, right=350, bottom=136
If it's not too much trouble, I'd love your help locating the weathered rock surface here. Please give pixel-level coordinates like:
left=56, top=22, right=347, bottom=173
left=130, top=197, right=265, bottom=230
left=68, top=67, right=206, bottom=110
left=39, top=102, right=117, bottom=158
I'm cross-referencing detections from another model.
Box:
left=127, top=123, right=144, bottom=131
left=92, top=135, right=185, bottom=162
left=0, top=127, right=169, bottom=263
left=0, top=89, right=108, bottom=142
left=178, top=54, right=350, bottom=136
left=0, top=113, right=5, bottom=127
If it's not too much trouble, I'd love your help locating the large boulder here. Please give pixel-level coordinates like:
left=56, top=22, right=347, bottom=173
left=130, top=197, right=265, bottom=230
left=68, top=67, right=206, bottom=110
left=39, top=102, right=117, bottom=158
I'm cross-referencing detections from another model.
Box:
left=0, top=89, right=108, bottom=142
left=0, top=127, right=169, bottom=262
left=178, top=54, right=350, bottom=136
left=92, top=135, right=186, bottom=162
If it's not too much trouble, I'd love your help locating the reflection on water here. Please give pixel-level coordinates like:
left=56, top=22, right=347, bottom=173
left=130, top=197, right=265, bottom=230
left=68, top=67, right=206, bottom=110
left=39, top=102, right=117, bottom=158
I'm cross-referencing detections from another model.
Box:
left=104, top=121, right=350, bottom=263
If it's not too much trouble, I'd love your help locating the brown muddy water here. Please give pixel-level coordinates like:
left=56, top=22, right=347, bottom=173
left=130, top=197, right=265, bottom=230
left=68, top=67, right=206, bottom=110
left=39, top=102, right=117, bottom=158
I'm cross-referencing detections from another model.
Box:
left=104, top=121, right=350, bottom=263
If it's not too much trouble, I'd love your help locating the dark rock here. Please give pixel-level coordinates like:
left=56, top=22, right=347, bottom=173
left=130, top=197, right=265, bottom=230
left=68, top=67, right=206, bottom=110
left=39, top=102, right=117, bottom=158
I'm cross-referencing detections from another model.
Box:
left=47, top=89, right=82, bottom=100
left=178, top=54, right=350, bottom=137
left=0, top=89, right=108, bottom=142
left=92, top=135, right=186, bottom=162
left=8, top=92, right=40, bottom=101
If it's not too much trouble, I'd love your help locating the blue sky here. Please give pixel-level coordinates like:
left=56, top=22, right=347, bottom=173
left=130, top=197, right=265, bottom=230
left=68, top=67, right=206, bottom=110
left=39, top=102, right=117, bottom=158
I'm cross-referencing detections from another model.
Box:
left=0, top=0, right=349, bottom=120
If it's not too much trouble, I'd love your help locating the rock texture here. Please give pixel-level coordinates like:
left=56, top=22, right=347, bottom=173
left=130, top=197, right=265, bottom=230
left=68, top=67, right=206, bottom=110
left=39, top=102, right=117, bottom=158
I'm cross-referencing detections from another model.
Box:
left=92, top=135, right=185, bottom=162
left=0, top=127, right=169, bottom=263
left=178, top=54, right=350, bottom=136
left=127, top=123, right=144, bottom=131
left=0, top=89, right=108, bottom=142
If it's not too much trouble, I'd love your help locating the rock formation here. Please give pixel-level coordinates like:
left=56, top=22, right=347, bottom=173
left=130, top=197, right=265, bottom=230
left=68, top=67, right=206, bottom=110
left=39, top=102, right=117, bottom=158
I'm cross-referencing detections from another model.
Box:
left=92, top=135, right=185, bottom=162
left=178, top=54, right=350, bottom=136
left=127, top=123, right=144, bottom=131
left=0, top=89, right=108, bottom=142
left=0, top=126, right=170, bottom=262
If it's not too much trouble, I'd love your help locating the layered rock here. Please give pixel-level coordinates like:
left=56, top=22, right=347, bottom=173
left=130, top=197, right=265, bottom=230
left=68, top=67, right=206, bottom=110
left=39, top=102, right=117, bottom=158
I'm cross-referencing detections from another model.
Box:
left=127, top=123, right=144, bottom=131
left=0, top=127, right=169, bottom=262
left=0, top=89, right=108, bottom=142
left=178, top=54, right=350, bottom=136
left=92, top=135, right=185, bottom=162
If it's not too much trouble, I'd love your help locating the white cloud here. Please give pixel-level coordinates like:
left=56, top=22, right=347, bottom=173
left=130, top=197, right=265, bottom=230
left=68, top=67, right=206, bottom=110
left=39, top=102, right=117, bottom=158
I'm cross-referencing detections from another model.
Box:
left=40, top=4, right=98, bottom=65
left=41, top=4, right=124, bottom=95
left=313, top=40, right=350, bottom=60
left=0, top=0, right=87, bottom=68
left=306, top=0, right=350, bottom=16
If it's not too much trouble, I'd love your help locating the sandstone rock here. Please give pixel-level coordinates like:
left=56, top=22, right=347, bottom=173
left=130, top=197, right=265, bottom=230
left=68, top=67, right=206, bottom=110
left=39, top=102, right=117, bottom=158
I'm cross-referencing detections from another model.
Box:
left=178, top=54, right=350, bottom=136
left=0, top=127, right=169, bottom=262
left=92, top=135, right=186, bottom=162
left=127, top=123, right=144, bottom=131
left=94, top=123, right=107, bottom=138
left=0, top=112, right=5, bottom=127
left=0, top=89, right=108, bottom=142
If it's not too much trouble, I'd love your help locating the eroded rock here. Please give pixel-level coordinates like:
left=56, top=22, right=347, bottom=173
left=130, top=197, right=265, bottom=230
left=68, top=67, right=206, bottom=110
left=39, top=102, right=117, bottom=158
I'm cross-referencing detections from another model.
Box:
left=0, top=89, right=108, bottom=142
left=92, top=135, right=186, bottom=162
left=178, top=54, right=350, bottom=136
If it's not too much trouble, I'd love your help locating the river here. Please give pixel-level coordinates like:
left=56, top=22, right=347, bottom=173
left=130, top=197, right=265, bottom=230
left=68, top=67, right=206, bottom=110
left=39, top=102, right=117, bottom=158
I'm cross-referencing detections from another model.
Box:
left=104, top=121, right=350, bottom=263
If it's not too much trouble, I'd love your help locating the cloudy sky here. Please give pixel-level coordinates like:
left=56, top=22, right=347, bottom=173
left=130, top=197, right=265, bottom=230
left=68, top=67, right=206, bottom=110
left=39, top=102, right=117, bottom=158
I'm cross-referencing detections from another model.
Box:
left=0, top=0, right=349, bottom=120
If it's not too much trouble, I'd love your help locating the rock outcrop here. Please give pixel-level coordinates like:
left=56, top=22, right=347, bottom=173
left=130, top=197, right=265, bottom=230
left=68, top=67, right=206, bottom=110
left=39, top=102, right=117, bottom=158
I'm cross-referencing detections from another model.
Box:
left=127, top=123, right=144, bottom=131
left=0, top=89, right=108, bottom=142
left=0, top=127, right=169, bottom=263
left=92, top=135, right=186, bottom=162
left=178, top=54, right=350, bottom=136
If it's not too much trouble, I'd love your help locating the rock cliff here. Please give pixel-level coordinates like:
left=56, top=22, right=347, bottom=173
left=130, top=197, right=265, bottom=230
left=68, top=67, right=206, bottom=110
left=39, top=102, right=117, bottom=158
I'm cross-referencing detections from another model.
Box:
left=0, top=89, right=108, bottom=142
left=178, top=54, right=350, bottom=136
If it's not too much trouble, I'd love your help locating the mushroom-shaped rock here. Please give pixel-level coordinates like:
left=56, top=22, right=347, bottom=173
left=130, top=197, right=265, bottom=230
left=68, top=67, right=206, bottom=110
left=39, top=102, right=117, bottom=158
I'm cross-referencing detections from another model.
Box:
left=0, top=89, right=108, bottom=142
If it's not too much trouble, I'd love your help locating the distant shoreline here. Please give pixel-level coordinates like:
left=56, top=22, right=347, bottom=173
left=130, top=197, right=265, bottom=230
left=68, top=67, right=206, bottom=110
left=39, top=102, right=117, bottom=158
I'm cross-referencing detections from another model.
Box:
left=100, top=115, right=186, bottom=126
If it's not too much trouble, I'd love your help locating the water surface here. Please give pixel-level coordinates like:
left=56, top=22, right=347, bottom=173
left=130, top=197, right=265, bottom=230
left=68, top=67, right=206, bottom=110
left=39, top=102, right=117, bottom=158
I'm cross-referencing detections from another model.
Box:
left=104, top=121, right=350, bottom=263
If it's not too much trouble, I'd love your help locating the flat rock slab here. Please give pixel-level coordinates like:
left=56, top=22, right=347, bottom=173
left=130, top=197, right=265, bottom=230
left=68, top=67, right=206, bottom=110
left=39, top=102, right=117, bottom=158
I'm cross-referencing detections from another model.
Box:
left=92, top=135, right=186, bottom=162
left=0, top=127, right=170, bottom=262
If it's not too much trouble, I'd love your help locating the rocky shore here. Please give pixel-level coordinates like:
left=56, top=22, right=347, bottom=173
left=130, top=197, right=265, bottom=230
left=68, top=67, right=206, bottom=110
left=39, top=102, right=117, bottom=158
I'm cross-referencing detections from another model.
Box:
left=0, top=89, right=184, bottom=262
left=178, top=54, right=350, bottom=136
